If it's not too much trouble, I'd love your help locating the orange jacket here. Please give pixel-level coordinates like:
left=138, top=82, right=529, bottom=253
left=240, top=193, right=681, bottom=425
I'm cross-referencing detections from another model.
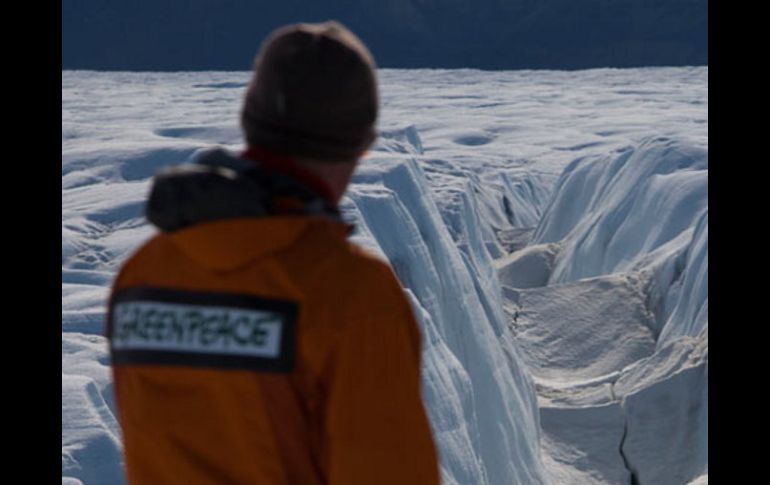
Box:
left=107, top=149, right=440, bottom=485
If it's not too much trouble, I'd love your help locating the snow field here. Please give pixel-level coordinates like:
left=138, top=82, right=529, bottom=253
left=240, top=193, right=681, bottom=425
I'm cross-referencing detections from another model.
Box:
left=63, top=67, right=707, bottom=484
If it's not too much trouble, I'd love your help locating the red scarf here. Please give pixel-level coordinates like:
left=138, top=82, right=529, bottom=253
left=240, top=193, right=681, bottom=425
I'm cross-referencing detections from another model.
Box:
left=241, top=146, right=337, bottom=204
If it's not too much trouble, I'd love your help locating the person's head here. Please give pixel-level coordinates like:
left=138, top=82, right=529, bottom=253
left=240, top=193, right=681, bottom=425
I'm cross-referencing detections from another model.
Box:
left=240, top=21, right=379, bottom=202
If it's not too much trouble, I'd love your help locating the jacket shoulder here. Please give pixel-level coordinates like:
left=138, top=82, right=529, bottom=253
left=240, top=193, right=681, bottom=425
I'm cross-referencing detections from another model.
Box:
left=298, top=230, right=410, bottom=319
left=110, top=232, right=182, bottom=291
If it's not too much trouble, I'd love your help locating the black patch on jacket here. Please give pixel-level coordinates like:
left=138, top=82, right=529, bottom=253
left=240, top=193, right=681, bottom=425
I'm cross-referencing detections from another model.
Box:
left=108, top=286, right=298, bottom=373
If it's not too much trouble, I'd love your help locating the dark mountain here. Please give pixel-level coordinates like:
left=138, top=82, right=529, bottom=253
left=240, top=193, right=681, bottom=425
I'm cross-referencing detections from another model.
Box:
left=62, top=0, right=707, bottom=70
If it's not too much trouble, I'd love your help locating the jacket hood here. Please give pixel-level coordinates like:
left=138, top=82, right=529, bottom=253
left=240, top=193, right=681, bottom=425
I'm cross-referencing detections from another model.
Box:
left=146, top=147, right=343, bottom=232
left=145, top=148, right=351, bottom=270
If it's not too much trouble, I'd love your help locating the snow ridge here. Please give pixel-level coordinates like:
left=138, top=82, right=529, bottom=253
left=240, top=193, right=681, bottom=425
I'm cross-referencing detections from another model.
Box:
left=346, top=133, right=549, bottom=483
left=499, top=136, right=708, bottom=484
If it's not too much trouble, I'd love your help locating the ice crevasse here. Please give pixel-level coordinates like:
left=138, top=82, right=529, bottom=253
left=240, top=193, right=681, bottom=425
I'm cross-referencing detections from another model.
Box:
left=63, top=124, right=707, bottom=485
left=354, top=130, right=707, bottom=484
left=346, top=128, right=550, bottom=484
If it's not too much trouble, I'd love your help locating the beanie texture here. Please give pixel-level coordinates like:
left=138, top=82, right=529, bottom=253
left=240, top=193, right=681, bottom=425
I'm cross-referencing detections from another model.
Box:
left=241, top=21, right=379, bottom=162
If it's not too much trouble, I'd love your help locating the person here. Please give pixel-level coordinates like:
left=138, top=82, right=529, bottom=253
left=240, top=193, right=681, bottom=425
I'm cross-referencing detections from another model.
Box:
left=106, top=21, right=440, bottom=485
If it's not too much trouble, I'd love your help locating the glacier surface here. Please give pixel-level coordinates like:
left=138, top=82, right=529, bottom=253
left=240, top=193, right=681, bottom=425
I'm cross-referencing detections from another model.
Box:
left=63, top=67, right=707, bottom=484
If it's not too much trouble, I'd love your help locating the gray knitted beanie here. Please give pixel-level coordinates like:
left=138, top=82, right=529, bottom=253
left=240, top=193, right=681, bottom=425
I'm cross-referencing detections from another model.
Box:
left=241, top=21, right=379, bottom=162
